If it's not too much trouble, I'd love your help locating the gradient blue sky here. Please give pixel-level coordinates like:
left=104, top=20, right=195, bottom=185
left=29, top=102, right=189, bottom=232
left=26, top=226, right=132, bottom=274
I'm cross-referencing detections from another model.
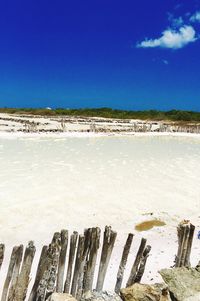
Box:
left=0, top=0, right=200, bottom=110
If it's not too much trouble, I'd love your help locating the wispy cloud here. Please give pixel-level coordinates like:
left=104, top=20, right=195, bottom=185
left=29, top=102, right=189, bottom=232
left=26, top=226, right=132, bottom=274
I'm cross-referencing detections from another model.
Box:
left=137, top=26, right=196, bottom=49
left=167, top=13, right=184, bottom=27
left=174, top=3, right=183, bottom=10
left=190, top=11, right=200, bottom=23
left=162, top=59, right=169, bottom=65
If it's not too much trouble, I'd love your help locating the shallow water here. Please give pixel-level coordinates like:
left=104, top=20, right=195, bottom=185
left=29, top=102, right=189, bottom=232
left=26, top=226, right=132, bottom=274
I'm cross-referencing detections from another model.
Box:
left=0, top=135, right=200, bottom=289
left=135, top=219, right=166, bottom=231
left=0, top=135, right=200, bottom=242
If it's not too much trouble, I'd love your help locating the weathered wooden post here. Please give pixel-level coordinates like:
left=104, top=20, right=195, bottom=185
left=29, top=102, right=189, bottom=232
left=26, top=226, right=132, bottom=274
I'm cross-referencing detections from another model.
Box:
left=28, top=245, right=48, bottom=301
left=44, top=232, right=61, bottom=300
left=56, top=230, right=68, bottom=292
left=1, top=246, right=19, bottom=301
left=175, top=221, right=195, bottom=267
left=64, top=231, right=78, bottom=293
left=76, top=228, right=94, bottom=300
left=71, top=235, right=85, bottom=297
left=115, top=233, right=134, bottom=293
left=83, top=227, right=101, bottom=294
left=0, top=244, right=5, bottom=270
left=96, top=226, right=117, bottom=292
left=35, top=232, right=61, bottom=301
left=13, top=241, right=36, bottom=301
left=185, top=223, right=195, bottom=266
left=126, top=238, right=147, bottom=287
left=134, top=245, right=151, bottom=283
left=7, top=245, right=24, bottom=301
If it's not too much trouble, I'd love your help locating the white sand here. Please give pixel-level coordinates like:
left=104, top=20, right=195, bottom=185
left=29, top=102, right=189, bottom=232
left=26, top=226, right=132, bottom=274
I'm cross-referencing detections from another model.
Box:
left=0, top=115, right=200, bottom=294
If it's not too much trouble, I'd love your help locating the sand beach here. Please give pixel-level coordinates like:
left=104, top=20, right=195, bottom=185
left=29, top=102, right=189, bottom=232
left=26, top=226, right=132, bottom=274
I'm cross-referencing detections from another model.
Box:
left=0, top=114, right=200, bottom=293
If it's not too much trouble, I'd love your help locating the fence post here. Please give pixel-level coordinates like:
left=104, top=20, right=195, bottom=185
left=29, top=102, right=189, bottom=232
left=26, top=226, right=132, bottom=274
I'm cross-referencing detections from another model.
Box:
left=56, top=230, right=68, bottom=292
left=96, top=226, right=117, bottom=292
left=134, top=245, right=151, bottom=283
left=7, top=245, right=24, bottom=301
left=1, top=246, right=19, bottom=301
left=13, top=241, right=36, bottom=301
left=28, top=245, right=48, bottom=301
left=83, top=227, right=101, bottom=294
left=71, top=235, right=85, bottom=297
left=0, top=244, right=5, bottom=271
left=64, top=231, right=78, bottom=293
left=126, top=238, right=146, bottom=287
left=115, top=233, right=134, bottom=293
left=175, top=221, right=195, bottom=267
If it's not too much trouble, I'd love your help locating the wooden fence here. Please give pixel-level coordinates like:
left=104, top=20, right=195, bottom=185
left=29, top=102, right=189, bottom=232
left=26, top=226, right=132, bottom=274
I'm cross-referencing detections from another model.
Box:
left=0, top=222, right=196, bottom=301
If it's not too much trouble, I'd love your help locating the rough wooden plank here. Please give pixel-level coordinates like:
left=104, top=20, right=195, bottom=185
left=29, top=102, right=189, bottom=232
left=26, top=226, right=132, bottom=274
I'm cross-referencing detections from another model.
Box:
left=126, top=237, right=147, bottom=287
left=28, top=245, right=48, bottom=301
left=81, top=228, right=92, bottom=294
left=7, top=245, right=24, bottom=301
left=134, top=245, right=151, bottom=283
left=96, top=226, right=117, bottom=292
left=56, top=230, right=68, bottom=293
left=1, top=246, right=19, bottom=301
left=115, top=233, right=134, bottom=293
left=76, top=230, right=90, bottom=301
left=180, top=225, right=190, bottom=267
left=83, top=227, right=101, bottom=294
left=36, top=232, right=61, bottom=301
left=71, top=235, right=85, bottom=297
left=184, top=224, right=195, bottom=267
left=13, top=241, right=36, bottom=301
left=45, top=232, right=61, bottom=300
left=175, top=222, right=195, bottom=268
left=175, top=223, right=185, bottom=267
left=64, top=231, right=78, bottom=293
left=0, top=244, right=5, bottom=270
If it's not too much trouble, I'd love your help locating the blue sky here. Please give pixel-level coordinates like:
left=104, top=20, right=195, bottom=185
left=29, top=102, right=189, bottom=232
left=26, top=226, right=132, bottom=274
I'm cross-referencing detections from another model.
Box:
left=0, top=0, right=200, bottom=110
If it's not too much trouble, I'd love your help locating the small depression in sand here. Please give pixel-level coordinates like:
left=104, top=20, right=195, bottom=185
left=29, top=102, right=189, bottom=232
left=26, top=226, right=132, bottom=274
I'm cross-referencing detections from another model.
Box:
left=135, top=219, right=166, bottom=231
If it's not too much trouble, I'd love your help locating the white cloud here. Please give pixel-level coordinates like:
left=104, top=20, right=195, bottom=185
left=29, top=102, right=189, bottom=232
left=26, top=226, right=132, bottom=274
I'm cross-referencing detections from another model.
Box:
left=137, top=25, right=196, bottom=49
left=190, top=11, right=200, bottom=23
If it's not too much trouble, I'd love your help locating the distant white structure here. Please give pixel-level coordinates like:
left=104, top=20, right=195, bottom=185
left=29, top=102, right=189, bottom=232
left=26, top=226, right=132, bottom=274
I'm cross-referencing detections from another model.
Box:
left=45, top=107, right=52, bottom=110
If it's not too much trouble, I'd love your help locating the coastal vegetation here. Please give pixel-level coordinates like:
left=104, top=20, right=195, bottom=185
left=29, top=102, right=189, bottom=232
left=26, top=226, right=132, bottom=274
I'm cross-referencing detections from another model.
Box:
left=1, top=107, right=200, bottom=122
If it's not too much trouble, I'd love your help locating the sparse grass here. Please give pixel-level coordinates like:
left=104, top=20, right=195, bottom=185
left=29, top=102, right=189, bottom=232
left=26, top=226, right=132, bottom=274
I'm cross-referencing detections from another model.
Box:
left=1, top=107, right=200, bottom=122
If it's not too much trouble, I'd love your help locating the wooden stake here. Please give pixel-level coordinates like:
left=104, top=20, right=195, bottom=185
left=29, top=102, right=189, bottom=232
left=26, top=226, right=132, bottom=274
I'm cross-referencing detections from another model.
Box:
left=83, top=227, right=101, bottom=294
left=180, top=225, right=190, bottom=267
left=175, top=222, right=195, bottom=267
left=71, top=234, right=85, bottom=297
left=64, top=231, right=78, bottom=293
left=134, top=245, right=151, bottom=283
left=7, top=245, right=23, bottom=301
left=64, top=231, right=78, bottom=294
left=175, top=223, right=185, bottom=267
left=126, top=238, right=147, bottom=287
left=35, top=232, right=61, bottom=301
left=1, top=246, right=19, bottom=301
left=115, top=233, right=134, bottom=294
left=185, top=224, right=195, bottom=267
left=0, top=244, right=5, bottom=270
left=28, top=245, right=48, bottom=301
left=96, top=226, right=117, bottom=292
left=13, top=241, right=36, bottom=301
left=76, top=230, right=90, bottom=301
left=56, top=230, right=68, bottom=292
left=45, top=232, right=61, bottom=300
left=81, top=228, right=92, bottom=294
